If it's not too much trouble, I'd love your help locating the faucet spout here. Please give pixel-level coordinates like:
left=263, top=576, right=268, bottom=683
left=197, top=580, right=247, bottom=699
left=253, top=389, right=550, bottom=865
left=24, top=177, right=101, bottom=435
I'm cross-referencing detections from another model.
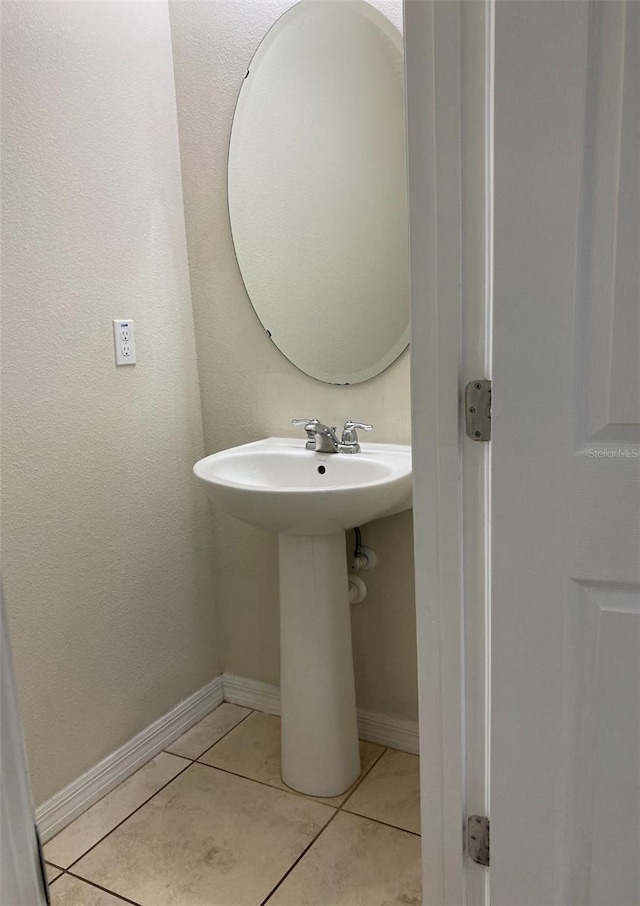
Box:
left=311, top=424, right=341, bottom=454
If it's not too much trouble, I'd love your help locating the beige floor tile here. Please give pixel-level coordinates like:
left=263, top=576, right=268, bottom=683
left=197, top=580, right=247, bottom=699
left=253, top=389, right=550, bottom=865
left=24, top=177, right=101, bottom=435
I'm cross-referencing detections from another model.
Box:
left=343, top=749, right=421, bottom=834
left=44, top=752, right=187, bottom=868
left=49, top=874, right=129, bottom=905
left=73, top=762, right=334, bottom=906
left=199, top=711, right=385, bottom=806
left=166, top=702, right=251, bottom=760
left=266, top=811, right=422, bottom=906
left=46, top=862, right=63, bottom=882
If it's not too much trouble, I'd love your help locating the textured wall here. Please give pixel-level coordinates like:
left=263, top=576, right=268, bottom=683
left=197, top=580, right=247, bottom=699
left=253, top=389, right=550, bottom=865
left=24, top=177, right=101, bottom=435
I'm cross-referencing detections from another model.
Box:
left=169, top=0, right=417, bottom=720
left=1, top=0, right=219, bottom=804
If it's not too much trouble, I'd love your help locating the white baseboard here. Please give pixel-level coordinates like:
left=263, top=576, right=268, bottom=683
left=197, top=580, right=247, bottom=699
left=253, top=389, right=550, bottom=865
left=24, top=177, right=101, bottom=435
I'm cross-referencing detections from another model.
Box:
left=36, top=670, right=418, bottom=844
left=223, top=672, right=281, bottom=715
left=355, top=708, right=419, bottom=754
left=36, top=675, right=223, bottom=843
left=222, top=672, right=419, bottom=755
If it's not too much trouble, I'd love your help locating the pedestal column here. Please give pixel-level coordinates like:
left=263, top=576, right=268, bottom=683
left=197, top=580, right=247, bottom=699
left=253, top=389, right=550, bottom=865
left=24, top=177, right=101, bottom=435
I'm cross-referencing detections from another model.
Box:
left=278, top=531, right=360, bottom=796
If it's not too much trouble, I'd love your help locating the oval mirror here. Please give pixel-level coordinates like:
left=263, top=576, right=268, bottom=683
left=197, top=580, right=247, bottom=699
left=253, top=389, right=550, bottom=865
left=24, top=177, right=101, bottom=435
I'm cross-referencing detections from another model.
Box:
left=228, top=0, right=409, bottom=385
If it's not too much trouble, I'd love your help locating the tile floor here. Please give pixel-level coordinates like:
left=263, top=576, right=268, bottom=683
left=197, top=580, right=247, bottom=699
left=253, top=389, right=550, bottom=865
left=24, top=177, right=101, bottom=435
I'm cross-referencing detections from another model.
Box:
left=45, top=703, right=421, bottom=906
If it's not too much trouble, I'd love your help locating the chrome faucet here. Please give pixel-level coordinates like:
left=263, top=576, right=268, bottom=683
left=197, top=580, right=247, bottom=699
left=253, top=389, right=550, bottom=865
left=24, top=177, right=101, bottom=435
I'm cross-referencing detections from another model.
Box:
left=312, top=423, right=342, bottom=453
left=292, top=419, right=373, bottom=454
left=291, top=418, right=320, bottom=450
left=339, top=420, right=373, bottom=453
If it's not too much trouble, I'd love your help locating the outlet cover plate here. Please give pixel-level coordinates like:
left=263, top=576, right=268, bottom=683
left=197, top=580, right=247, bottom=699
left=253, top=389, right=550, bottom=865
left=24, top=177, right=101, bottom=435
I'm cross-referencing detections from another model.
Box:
left=113, top=320, right=136, bottom=366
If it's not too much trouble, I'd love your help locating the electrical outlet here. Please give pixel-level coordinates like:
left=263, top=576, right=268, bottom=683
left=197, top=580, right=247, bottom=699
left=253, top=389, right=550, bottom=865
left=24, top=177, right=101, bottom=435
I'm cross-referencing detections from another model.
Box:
left=113, top=320, right=137, bottom=366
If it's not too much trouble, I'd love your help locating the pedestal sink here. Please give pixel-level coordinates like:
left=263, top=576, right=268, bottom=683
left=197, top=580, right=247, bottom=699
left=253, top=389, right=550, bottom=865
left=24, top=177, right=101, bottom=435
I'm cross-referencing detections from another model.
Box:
left=193, top=437, right=412, bottom=797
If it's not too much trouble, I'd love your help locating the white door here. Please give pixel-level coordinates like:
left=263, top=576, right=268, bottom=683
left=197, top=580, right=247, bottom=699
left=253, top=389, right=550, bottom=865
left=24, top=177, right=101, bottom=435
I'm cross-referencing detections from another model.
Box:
left=0, top=587, right=48, bottom=906
left=491, top=2, right=640, bottom=904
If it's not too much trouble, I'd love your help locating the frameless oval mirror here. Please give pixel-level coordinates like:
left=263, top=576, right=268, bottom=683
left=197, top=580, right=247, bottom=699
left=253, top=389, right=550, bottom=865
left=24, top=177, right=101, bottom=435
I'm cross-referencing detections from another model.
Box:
left=228, top=0, right=409, bottom=385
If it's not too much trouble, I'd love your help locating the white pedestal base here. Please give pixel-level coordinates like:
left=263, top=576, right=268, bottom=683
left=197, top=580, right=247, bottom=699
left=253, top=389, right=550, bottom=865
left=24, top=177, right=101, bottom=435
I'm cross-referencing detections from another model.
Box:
left=278, top=531, right=360, bottom=797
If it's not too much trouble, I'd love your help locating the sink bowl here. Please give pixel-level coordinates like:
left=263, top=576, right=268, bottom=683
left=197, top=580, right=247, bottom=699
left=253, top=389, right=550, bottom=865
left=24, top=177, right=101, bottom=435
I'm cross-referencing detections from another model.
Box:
left=193, top=436, right=412, bottom=798
left=193, top=437, right=412, bottom=535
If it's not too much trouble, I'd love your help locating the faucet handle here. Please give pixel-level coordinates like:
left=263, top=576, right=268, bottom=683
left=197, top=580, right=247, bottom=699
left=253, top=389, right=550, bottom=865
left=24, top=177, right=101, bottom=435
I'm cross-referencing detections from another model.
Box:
left=292, top=417, right=320, bottom=450
left=341, top=420, right=373, bottom=450
left=292, top=417, right=319, bottom=427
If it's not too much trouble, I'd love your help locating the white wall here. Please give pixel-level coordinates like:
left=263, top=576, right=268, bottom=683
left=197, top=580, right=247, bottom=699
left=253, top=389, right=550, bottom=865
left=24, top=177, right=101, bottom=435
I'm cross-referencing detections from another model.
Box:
left=169, top=0, right=417, bottom=720
left=1, top=0, right=220, bottom=804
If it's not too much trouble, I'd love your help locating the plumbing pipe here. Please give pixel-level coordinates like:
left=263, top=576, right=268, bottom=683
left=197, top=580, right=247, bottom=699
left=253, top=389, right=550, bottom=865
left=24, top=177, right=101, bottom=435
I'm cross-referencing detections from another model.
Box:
left=352, top=545, right=378, bottom=571
left=348, top=574, right=367, bottom=604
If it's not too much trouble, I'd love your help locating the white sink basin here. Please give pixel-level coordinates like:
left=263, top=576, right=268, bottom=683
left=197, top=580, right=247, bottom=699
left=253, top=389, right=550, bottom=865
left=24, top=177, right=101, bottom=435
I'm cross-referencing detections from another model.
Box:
left=193, top=435, right=412, bottom=799
left=193, top=437, right=412, bottom=535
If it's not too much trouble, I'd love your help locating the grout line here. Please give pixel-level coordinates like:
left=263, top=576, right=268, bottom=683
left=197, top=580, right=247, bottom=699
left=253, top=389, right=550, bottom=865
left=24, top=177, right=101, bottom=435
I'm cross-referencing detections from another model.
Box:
left=192, top=760, right=336, bottom=809
left=63, top=870, right=144, bottom=906
left=46, top=867, right=66, bottom=887
left=64, top=760, right=193, bottom=873
left=259, top=809, right=341, bottom=906
left=192, top=755, right=371, bottom=811
left=47, top=869, right=66, bottom=884
left=164, top=751, right=192, bottom=764
left=337, top=744, right=387, bottom=810
left=164, top=706, right=255, bottom=762
left=339, top=809, right=422, bottom=838
left=337, top=747, right=422, bottom=836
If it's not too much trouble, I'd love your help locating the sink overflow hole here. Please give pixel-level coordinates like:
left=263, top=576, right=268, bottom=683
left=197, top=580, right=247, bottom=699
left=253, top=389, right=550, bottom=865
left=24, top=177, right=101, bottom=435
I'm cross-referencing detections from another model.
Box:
left=318, top=466, right=326, bottom=475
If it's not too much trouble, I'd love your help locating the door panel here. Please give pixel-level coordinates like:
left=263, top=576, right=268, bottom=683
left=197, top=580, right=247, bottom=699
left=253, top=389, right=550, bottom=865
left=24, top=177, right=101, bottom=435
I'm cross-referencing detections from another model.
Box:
left=566, top=5, right=640, bottom=900
left=577, top=2, right=640, bottom=444
left=491, top=2, right=640, bottom=904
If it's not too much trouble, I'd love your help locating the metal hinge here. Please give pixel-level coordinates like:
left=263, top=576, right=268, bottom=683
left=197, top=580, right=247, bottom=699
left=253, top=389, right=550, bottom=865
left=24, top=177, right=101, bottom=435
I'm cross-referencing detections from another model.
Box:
left=467, top=815, right=490, bottom=866
left=465, top=380, right=492, bottom=441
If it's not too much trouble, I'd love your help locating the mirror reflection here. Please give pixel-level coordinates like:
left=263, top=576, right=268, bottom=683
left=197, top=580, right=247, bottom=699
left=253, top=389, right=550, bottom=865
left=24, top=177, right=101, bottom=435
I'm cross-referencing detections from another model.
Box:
left=228, top=0, right=409, bottom=385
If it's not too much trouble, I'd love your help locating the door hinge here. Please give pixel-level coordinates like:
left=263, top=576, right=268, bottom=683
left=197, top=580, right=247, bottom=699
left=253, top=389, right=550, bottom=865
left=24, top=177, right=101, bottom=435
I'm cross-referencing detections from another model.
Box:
left=465, top=380, right=492, bottom=441
left=467, top=815, right=490, bottom=866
